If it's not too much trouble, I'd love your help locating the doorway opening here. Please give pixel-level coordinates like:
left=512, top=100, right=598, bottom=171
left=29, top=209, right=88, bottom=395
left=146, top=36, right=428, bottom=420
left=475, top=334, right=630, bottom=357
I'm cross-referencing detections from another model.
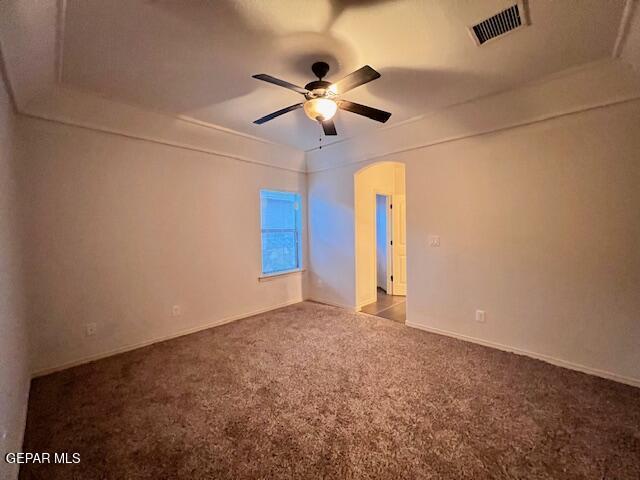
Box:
left=376, top=194, right=391, bottom=294
left=354, top=162, right=407, bottom=323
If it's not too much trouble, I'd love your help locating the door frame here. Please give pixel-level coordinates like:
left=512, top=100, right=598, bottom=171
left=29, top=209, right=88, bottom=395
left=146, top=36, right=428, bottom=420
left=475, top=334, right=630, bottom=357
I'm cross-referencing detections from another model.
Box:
left=353, top=161, right=406, bottom=311
left=390, top=192, right=407, bottom=296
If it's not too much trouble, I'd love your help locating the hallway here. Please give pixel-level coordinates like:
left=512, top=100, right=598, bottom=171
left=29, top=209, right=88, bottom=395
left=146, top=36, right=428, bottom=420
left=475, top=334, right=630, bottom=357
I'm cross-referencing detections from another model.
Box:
left=361, top=288, right=406, bottom=323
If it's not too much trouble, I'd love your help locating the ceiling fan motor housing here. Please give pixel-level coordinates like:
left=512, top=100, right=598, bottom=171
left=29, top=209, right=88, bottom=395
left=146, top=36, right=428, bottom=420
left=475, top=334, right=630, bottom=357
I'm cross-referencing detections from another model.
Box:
left=304, top=80, right=332, bottom=99
left=305, top=62, right=333, bottom=99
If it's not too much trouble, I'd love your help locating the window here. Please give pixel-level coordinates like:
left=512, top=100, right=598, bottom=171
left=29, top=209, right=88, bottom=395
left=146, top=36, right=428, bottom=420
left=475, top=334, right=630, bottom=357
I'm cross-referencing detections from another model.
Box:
left=260, top=190, right=302, bottom=275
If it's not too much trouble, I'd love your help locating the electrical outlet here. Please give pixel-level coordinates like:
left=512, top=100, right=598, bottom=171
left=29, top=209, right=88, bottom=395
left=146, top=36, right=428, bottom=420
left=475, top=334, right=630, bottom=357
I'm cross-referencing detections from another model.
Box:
left=172, top=305, right=182, bottom=317
left=85, top=322, right=97, bottom=336
left=429, top=235, right=440, bottom=247
left=475, top=310, right=486, bottom=323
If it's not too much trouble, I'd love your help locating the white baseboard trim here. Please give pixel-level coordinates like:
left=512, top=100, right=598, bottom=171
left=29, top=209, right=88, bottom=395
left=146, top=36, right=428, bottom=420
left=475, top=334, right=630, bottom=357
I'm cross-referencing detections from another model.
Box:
left=357, top=296, right=378, bottom=311
left=32, top=298, right=303, bottom=378
left=307, top=298, right=358, bottom=311
left=406, top=321, right=640, bottom=389
left=13, top=382, right=30, bottom=479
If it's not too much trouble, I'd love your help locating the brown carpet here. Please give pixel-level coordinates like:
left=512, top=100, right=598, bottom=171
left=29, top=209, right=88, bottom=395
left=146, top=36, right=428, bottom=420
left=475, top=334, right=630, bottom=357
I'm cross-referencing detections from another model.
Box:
left=21, top=302, right=640, bottom=479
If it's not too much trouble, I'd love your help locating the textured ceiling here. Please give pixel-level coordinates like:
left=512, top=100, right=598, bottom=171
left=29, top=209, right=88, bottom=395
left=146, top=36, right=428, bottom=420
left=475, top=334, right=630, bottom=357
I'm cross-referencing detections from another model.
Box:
left=60, top=0, right=626, bottom=150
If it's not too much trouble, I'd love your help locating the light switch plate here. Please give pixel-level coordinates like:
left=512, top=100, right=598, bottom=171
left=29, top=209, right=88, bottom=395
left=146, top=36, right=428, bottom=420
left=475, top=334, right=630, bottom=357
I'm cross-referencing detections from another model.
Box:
left=429, top=235, right=440, bottom=247
left=85, top=322, right=97, bottom=336
left=475, top=310, right=486, bottom=323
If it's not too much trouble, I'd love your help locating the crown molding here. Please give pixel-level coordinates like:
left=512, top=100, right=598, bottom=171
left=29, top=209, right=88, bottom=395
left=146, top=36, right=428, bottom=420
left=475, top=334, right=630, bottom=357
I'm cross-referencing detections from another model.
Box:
left=3, top=8, right=306, bottom=174
left=12, top=0, right=639, bottom=173
left=53, top=81, right=293, bottom=150
left=51, top=0, right=304, bottom=154
left=21, top=110, right=307, bottom=174
left=304, top=57, right=625, bottom=156
left=309, top=2, right=640, bottom=157
left=307, top=96, right=640, bottom=174
left=306, top=58, right=640, bottom=173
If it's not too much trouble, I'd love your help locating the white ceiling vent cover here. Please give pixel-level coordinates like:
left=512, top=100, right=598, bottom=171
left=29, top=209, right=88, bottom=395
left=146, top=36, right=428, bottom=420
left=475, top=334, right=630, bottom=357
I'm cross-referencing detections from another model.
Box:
left=470, top=3, right=528, bottom=46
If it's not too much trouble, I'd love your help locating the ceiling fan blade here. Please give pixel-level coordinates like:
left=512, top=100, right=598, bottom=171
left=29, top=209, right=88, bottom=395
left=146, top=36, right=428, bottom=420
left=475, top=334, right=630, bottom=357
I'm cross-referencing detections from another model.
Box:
left=252, top=74, right=309, bottom=95
left=328, top=65, right=381, bottom=95
left=321, top=119, right=337, bottom=136
left=253, top=103, right=303, bottom=125
left=337, top=100, right=391, bottom=123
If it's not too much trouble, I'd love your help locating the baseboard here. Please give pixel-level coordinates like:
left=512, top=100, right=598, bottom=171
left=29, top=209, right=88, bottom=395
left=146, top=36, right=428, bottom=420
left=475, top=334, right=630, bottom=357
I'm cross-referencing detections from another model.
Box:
left=31, top=298, right=303, bottom=378
left=12, top=381, right=30, bottom=480
left=356, top=296, right=378, bottom=311
left=406, top=321, right=640, bottom=389
left=306, top=298, right=358, bottom=311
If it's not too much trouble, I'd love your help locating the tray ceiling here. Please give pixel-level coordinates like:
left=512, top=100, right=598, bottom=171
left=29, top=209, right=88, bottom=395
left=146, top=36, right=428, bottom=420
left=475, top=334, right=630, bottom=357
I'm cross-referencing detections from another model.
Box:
left=57, top=0, right=627, bottom=150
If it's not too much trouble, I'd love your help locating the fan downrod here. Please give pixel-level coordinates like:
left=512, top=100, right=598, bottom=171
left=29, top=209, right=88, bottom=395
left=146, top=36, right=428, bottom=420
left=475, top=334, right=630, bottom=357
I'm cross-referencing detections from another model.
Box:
left=311, top=61, right=330, bottom=80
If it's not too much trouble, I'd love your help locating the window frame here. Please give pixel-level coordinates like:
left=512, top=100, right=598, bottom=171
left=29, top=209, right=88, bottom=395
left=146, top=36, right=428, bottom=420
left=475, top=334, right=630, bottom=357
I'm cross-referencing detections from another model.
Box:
left=259, top=189, right=303, bottom=278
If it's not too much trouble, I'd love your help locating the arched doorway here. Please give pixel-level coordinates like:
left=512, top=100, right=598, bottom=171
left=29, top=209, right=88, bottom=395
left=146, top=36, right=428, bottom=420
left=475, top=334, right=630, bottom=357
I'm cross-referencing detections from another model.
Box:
left=354, top=162, right=407, bottom=322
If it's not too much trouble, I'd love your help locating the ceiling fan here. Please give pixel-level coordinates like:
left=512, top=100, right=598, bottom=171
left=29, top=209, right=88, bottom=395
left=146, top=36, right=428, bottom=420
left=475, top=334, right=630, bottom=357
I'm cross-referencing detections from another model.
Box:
left=252, top=62, right=391, bottom=136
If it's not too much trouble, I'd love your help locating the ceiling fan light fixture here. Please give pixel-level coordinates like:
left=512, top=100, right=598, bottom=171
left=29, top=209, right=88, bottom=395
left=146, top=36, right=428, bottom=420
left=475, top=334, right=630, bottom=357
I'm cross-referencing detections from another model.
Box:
left=303, top=97, right=337, bottom=122
left=252, top=63, right=390, bottom=134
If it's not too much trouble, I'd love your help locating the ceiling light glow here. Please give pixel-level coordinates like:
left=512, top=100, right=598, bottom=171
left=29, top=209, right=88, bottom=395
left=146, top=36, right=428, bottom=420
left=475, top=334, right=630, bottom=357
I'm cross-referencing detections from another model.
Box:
left=303, top=98, right=337, bottom=122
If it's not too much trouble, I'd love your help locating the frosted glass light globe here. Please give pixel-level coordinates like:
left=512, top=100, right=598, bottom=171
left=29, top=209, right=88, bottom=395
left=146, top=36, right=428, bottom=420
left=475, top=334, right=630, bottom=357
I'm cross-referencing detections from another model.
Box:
left=303, top=98, right=338, bottom=122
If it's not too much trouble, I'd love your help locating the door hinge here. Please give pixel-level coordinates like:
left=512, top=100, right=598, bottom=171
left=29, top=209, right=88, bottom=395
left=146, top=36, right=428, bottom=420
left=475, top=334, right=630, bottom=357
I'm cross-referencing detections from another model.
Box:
left=390, top=240, right=393, bottom=246
left=390, top=204, right=393, bottom=209
left=390, top=275, right=394, bottom=282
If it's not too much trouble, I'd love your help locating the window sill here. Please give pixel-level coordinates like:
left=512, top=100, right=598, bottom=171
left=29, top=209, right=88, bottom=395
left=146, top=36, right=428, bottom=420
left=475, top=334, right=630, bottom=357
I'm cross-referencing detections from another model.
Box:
left=258, top=269, right=305, bottom=282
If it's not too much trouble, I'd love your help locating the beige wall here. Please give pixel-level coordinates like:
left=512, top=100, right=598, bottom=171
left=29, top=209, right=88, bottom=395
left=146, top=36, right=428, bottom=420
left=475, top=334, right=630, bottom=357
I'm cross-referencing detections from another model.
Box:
left=19, top=117, right=308, bottom=375
left=0, top=74, right=29, bottom=480
left=308, top=100, right=640, bottom=385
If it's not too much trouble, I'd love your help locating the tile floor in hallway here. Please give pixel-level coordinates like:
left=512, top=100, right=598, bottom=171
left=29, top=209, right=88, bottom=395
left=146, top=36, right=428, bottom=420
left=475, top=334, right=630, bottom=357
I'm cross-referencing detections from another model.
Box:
left=361, top=287, right=406, bottom=323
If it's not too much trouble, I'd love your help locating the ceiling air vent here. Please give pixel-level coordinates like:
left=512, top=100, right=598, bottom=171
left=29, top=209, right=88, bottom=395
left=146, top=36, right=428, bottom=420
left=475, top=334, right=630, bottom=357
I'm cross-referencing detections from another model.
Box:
left=470, top=3, right=527, bottom=45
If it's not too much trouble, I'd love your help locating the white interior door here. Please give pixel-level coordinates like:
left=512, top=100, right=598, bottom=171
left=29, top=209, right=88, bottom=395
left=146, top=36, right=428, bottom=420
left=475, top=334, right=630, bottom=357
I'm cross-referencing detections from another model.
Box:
left=391, top=194, right=407, bottom=296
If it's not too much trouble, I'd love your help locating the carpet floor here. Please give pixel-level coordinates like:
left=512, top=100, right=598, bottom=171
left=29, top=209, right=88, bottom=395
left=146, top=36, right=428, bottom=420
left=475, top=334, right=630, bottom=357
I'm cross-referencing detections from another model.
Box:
left=21, top=302, right=640, bottom=479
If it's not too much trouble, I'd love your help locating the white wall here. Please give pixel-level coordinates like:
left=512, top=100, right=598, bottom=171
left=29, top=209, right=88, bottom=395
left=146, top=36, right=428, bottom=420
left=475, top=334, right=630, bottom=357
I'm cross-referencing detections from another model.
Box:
left=19, top=116, right=308, bottom=375
left=307, top=99, right=640, bottom=385
left=306, top=167, right=356, bottom=309
left=0, top=74, right=29, bottom=480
